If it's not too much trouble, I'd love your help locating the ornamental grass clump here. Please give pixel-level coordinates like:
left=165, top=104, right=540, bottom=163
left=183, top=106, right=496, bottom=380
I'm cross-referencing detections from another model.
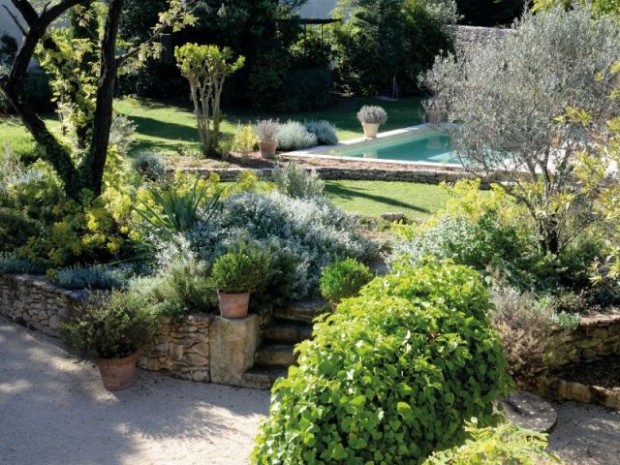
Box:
left=252, top=260, right=510, bottom=464
left=254, top=119, right=280, bottom=142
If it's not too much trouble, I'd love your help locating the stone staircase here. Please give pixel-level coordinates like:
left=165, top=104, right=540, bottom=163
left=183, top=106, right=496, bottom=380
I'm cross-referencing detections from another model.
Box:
left=242, top=302, right=326, bottom=389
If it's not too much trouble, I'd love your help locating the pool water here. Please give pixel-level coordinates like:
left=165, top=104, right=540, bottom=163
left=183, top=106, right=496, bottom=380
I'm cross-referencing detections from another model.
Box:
left=333, top=131, right=458, bottom=164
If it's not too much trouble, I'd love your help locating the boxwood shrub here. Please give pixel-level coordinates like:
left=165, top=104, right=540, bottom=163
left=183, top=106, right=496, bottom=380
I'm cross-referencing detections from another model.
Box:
left=252, top=261, right=510, bottom=464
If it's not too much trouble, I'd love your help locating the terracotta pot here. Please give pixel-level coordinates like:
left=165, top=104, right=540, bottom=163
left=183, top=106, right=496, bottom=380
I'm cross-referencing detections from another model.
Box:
left=259, top=140, right=277, bottom=159
left=362, top=122, right=379, bottom=139
left=97, top=353, right=138, bottom=391
left=218, top=291, right=251, bottom=319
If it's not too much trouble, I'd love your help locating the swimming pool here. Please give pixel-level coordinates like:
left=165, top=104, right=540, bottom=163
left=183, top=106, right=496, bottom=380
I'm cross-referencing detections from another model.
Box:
left=285, top=125, right=461, bottom=166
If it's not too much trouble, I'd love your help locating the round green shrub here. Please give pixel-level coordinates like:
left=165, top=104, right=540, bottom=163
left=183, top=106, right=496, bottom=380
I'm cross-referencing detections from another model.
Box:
left=60, top=291, right=158, bottom=359
left=319, top=258, right=373, bottom=303
left=252, top=261, right=510, bottom=464
left=210, top=245, right=272, bottom=294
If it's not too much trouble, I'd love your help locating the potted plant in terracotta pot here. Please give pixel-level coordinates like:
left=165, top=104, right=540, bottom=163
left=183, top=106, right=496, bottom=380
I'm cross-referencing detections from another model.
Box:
left=60, top=291, right=157, bottom=391
left=357, top=105, right=388, bottom=139
left=210, top=245, right=272, bottom=319
left=254, top=119, right=280, bottom=159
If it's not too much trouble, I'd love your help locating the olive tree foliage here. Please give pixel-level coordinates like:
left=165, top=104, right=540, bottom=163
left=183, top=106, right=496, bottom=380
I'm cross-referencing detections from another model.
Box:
left=0, top=0, right=195, bottom=199
left=533, top=0, right=620, bottom=15
left=175, top=44, right=244, bottom=157
left=423, top=7, right=620, bottom=255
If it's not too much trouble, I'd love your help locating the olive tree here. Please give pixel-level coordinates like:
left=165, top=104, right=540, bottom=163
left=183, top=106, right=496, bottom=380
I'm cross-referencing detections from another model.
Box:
left=423, top=7, right=620, bottom=255
left=0, top=0, right=195, bottom=199
left=175, top=43, right=244, bottom=156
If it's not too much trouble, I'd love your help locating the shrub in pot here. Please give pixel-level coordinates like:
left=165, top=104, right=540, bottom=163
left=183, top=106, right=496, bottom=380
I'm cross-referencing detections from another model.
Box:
left=319, top=258, right=373, bottom=305
left=357, top=105, right=388, bottom=139
left=254, top=119, right=279, bottom=159
left=60, top=291, right=157, bottom=391
left=210, top=245, right=272, bottom=318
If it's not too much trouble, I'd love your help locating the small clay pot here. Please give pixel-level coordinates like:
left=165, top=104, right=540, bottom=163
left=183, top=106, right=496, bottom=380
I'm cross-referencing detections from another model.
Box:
left=259, top=140, right=278, bottom=159
left=218, top=291, right=251, bottom=319
left=97, top=353, right=138, bottom=391
left=362, top=122, right=380, bottom=139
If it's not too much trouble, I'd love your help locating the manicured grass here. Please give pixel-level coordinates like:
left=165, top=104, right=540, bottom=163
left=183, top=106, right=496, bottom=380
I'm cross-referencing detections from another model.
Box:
left=2, top=95, right=426, bottom=156
left=324, top=180, right=451, bottom=220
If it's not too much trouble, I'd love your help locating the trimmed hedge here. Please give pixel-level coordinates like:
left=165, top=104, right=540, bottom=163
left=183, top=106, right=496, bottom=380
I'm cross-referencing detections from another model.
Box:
left=252, top=261, right=509, bottom=464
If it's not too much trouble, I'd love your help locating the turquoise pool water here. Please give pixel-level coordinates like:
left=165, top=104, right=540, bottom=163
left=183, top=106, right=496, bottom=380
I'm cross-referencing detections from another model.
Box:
left=332, top=131, right=458, bottom=164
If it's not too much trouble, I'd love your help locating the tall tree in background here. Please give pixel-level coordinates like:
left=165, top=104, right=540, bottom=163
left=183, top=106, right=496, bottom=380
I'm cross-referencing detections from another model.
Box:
left=0, top=0, right=194, bottom=199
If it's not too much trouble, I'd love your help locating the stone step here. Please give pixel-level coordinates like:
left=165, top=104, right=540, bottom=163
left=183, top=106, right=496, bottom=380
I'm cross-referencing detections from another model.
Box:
left=263, top=319, right=313, bottom=344
left=255, top=343, right=296, bottom=367
left=242, top=365, right=288, bottom=390
left=273, top=301, right=329, bottom=324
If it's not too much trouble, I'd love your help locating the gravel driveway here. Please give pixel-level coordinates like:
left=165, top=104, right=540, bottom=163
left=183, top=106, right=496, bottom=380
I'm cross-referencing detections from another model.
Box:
left=1, top=316, right=619, bottom=465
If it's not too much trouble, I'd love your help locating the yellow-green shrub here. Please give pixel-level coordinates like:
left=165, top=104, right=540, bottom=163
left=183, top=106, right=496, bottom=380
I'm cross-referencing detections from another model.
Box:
left=252, top=261, right=509, bottom=464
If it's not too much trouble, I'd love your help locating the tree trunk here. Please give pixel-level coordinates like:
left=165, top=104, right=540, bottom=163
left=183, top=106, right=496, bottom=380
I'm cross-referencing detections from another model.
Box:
left=79, top=0, right=124, bottom=196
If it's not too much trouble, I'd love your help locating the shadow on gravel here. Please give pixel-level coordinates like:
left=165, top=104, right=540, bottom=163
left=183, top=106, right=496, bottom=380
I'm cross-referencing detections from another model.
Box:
left=548, top=400, right=620, bottom=465
left=0, top=317, right=269, bottom=465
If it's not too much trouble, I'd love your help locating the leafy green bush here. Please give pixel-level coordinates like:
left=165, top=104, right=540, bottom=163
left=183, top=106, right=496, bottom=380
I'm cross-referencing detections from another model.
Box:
left=320, top=258, right=373, bottom=303
left=0, top=207, right=42, bottom=252
left=61, top=290, right=158, bottom=359
left=252, top=261, right=509, bottom=464
left=304, top=120, right=339, bottom=145
left=393, top=211, right=539, bottom=289
left=276, top=120, right=318, bottom=151
left=210, top=245, right=273, bottom=293
left=272, top=163, right=325, bottom=199
left=423, top=420, right=564, bottom=464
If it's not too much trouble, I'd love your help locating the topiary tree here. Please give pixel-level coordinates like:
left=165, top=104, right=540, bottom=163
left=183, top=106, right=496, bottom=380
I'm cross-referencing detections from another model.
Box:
left=423, top=6, right=620, bottom=256
left=175, top=43, right=244, bottom=157
left=252, top=260, right=509, bottom=464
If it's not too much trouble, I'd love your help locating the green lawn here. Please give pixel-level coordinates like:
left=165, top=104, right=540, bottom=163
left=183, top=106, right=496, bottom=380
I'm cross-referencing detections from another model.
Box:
left=325, top=180, right=451, bottom=220
left=1, top=96, right=426, bottom=156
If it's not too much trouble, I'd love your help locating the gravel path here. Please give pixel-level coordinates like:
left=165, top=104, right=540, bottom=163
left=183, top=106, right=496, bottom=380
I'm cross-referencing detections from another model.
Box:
left=0, top=317, right=270, bottom=465
left=1, top=316, right=619, bottom=465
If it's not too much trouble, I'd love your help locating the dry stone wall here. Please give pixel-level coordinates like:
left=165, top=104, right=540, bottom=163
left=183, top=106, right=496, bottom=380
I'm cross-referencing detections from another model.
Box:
left=0, top=273, right=221, bottom=383
left=138, top=314, right=212, bottom=382
left=0, top=273, right=83, bottom=338
left=545, top=310, right=620, bottom=369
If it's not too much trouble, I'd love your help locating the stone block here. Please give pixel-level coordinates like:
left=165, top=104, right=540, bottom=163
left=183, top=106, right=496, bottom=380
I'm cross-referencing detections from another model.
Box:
left=210, top=315, right=260, bottom=386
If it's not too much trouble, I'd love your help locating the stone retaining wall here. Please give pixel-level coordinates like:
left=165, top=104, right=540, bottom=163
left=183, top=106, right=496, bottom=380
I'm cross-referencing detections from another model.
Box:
left=545, top=310, right=620, bottom=369
left=138, top=314, right=213, bottom=382
left=175, top=165, right=477, bottom=185
left=0, top=273, right=257, bottom=386
left=0, top=273, right=83, bottom=338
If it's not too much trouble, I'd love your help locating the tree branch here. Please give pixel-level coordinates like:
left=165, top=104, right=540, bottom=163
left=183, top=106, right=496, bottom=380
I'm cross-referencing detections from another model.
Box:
left=9, top=0, right=38, bottom=26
